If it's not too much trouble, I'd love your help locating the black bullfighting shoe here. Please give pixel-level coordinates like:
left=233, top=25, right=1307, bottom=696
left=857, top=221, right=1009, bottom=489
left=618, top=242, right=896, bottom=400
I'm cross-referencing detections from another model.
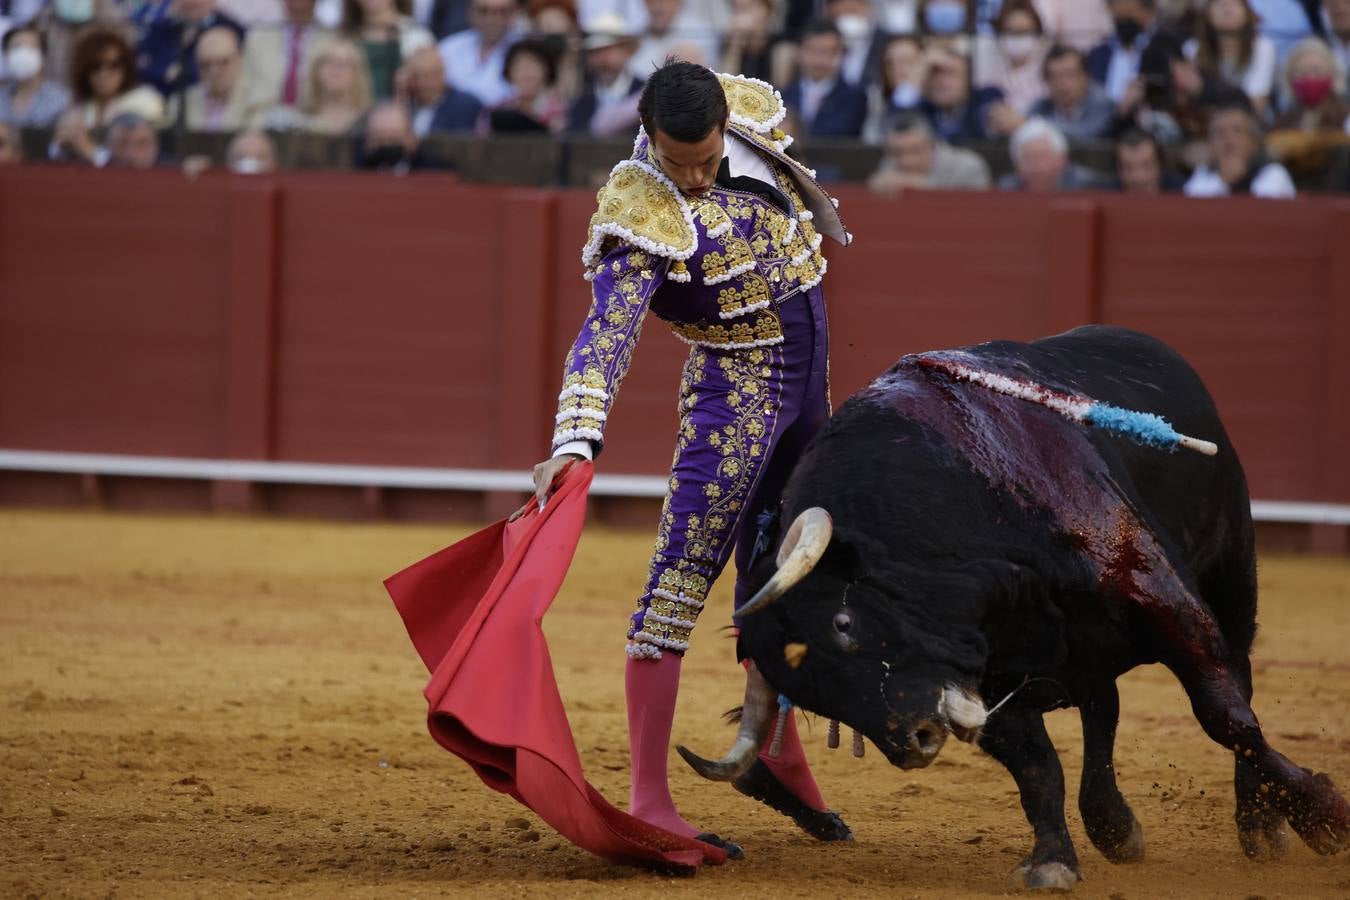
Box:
left=732, top=760, right=854, bottom=841
left=695, top=832, right=745, bottom=859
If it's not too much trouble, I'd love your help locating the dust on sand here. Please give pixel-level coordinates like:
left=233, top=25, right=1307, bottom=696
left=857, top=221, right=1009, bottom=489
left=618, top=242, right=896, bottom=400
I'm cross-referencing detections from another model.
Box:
left=2, top=509, right=1348, bottom=899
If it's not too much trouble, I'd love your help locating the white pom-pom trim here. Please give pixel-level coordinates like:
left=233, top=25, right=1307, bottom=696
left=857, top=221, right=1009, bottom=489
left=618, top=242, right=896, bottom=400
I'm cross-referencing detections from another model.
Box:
left=798, top=210, right=814, bottom=222
left=626, top=642, right=663, bottom=660
left=668, top=266, right=692, bottom=283
left=559, top=384, right=608, bottom=402
left=553, top=426, right=604, bottom=444
left=580, top=158, right=698, bottom=268
left=703, top=259, right=756, bottom=286
left=780, top=216, right=798, bottom=247
left=718, top=298, right=771, bottom=320
left=631, top=630, right=689, bottom=652
left=671, top=331, right=785, bottom=350
left=830, top=197, right=840, bottom=208
left=811, top=233, right=823, bottom=251
left=556, top=408, right=607, bottom=424
left=706, top=219, right=732, bottom=239
left=790, top=246, right=813, bottom=266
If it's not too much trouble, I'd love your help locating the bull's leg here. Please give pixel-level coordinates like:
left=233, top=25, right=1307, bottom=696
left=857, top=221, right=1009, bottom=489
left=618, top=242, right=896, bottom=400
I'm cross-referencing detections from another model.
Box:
left=1077, top=681, right=1144, bottom=863
left=1156, top=640, right=1349, bottom=855
left=1228, top=655, right=1290, bottom=860
left=979, top=706, right=1081, bottom=891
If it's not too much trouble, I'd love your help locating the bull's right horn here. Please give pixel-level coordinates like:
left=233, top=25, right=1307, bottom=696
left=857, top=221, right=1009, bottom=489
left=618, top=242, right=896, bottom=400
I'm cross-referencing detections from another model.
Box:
left=676, top=663, right=776, bottom=781
left=733, top=507, right=833, bottom=618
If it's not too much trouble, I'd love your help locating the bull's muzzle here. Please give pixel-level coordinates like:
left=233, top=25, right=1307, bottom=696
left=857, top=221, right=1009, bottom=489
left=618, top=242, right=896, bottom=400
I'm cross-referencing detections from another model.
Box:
left=676, top=663, right=777, bottom=781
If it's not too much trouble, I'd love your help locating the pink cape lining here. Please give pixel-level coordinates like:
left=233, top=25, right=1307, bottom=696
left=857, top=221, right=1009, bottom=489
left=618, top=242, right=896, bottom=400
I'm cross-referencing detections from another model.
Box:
left=385, top=461, right=725, bottom=872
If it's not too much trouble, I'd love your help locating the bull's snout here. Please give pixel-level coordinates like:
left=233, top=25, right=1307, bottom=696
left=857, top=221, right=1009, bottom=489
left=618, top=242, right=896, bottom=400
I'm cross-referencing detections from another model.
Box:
left=904, top=718, right=948, bottom=767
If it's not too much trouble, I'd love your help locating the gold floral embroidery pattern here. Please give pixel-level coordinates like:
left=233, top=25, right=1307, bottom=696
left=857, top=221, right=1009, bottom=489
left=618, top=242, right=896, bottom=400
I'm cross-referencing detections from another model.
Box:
left=700, top=236, right=755, bottom=284
left=630, top=345, right=783, bottom=655
left=553, top=248, right=662, bottom=449
left=716, top=275, right=771, bottom=319
left=668, top=312, right=783, bottom=349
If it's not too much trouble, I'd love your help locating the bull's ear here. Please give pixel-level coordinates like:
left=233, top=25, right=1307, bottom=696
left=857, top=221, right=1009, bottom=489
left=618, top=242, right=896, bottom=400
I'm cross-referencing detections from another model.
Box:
left=820, top=527, right=874, bottom=582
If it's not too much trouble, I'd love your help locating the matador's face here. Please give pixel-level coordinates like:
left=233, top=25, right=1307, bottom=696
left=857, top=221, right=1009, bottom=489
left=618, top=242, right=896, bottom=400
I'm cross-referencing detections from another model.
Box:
left=650, top=124, right=726, bottom=198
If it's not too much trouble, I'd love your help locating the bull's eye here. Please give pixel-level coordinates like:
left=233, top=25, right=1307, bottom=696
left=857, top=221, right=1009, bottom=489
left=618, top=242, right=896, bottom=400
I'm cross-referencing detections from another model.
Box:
left=833, top=612, right=852, bottom=634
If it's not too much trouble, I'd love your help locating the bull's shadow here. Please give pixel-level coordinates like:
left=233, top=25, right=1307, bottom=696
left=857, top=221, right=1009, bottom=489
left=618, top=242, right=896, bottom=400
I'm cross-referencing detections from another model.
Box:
left=680, top=326, right=1350, bottom=891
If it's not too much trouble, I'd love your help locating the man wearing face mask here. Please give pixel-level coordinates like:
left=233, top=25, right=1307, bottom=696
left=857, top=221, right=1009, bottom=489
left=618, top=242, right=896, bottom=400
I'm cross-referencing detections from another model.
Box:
left=1087, top=0, right=1174, bottom=104
left=527, top=61, right=854, bottom=855
left=824, top=0, right=884, bottom=85
left=355, top=99, right=456, bottom=172
left=0, top=25, right=72, bottom=128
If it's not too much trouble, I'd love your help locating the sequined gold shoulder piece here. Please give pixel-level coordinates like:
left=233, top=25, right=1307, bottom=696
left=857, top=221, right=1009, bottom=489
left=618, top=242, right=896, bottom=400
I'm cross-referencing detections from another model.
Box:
left=718, top=73, right=787, bottom=137
left=581, top=159, right=697, bottom=268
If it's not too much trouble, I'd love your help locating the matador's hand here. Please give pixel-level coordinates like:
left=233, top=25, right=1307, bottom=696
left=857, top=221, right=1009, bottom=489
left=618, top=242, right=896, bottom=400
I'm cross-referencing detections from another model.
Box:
left=511, top=454, right=584, bottom=521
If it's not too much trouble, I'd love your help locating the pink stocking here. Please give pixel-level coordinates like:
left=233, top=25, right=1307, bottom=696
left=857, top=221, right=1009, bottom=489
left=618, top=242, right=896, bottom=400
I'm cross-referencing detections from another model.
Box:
left=626, top=652, right=701, bottom=837
left=759, top=706, right=827, bottom=811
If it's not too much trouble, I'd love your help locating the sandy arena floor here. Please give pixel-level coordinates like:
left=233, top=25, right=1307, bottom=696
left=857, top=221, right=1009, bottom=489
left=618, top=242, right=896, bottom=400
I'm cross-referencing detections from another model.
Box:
left=1, top=508, right=1348, bottom=899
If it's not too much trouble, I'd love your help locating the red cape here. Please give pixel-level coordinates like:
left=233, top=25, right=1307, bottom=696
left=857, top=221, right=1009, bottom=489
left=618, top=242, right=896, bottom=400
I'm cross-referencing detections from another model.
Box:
left=385, top=461, right=725, bottom=872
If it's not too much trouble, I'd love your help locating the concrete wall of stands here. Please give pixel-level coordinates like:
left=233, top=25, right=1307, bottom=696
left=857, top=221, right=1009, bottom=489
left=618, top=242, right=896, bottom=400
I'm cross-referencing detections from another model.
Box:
left=1, top=167, right=1347, bottom=551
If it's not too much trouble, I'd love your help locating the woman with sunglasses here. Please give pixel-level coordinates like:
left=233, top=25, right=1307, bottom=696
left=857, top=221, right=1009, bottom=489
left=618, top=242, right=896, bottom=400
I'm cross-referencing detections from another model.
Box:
left=68, top=28, right=165, bottom=128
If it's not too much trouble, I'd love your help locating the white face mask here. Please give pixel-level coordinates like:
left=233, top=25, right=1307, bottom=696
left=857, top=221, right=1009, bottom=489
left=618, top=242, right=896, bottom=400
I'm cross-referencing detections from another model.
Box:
left=231, top=156, right=266, bottom=174
left=999, top=34, right=1039, bottom=62
left=54, top=0, right=95, bottom=22
left=4, top=45, right=44, bottom=81
left=835, top=14, right=871, bottom=42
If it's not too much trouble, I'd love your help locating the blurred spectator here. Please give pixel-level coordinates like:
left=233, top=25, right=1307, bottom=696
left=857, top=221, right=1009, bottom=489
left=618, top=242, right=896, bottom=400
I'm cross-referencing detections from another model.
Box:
left=266, top=36, right=372, bottom=131
left=867, top=110, right=992, bottom=190
left=720, top=0, right=783, bottom=84
left=1184, top=95, right=1296, bottom=194
left=627, top=0, right=716, bottom=79
left=1028, top=44, right=1115, bottom=138
left=397, top=45, right=480, bottom=133
left=414, top=0, right=471, bottom=39
left=437, top=0, right=522, bottom=106
left=226, top=127, right=278, bottom=170
left=356, top=97, right=453, bottom=169
left=135, top=0, right=246, bottom=99
left=1266, top=37, right=1350, bottom=174
left=1032, top=0, right=1113, bottom=53
left=216, top=0, right=286, bottom=27
left=1321, top=0, right=1350, bottom=73
left=27, top=0, right=131, bottom=90
left=1273, top=36, right=1350, bottom=128
left=71, top=28, right=167, bottom=127
left=999, top=116, right=1102, bottom=188
left=342, top=0, right=434, bottom=98
left=489, top=36, right=566, bottom=130
left=919, top=45, right=1005, bottom=140
left=1113, top=125, right=1184, bottom=189
left=565, top=11, right=641, bottom=134
left=239, top=0, right=337, bottom=115
left=1, top=25, right=71, bottom=128
left=974, top=0, right=1049, bottom=116
left=1184, top=0, right=1277, bottom=112
left=167, top=25, right=256, bottom=129
left=1116, top=33, right=1227, bottom=147
left=1088, top=0, right=1173, bottom=102
left=105, top=112, right=162, bottom=168
left=827, top=0, right=885, bottom=84
left=781, top=20, right=868, bottom=137
left=49, top=106, right=102, bottom=162
left=918, top=0, right=975, bottom=50
left=863, top=33, right=926, bottom=142
left=529, top=0, right=582, bottom=100
left=0, top=120, right=20, bottom=163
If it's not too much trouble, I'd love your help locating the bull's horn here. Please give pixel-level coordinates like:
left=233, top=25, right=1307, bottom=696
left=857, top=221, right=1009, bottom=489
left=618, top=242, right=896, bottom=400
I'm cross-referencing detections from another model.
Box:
left=733, top=507, right=833, bottom=618
left=676, top=663, right=776, bottom=781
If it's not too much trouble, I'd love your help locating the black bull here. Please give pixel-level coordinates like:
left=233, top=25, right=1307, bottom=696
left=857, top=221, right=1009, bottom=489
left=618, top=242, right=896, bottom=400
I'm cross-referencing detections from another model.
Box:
left=680, top=326, right=1349, bottom=890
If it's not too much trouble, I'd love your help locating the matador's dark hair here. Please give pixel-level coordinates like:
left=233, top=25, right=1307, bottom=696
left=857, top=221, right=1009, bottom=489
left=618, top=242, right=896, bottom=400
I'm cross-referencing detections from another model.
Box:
left=637, top=60, right=728, bottom=144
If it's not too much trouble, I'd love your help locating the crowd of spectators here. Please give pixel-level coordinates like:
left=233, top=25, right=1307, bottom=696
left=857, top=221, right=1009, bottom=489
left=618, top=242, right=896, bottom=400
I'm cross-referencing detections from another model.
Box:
left=1, top=0, right=1348, bottom=195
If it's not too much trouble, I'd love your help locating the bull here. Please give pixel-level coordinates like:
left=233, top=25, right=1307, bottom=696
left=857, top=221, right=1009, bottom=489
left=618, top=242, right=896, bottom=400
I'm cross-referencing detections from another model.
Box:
left=679, top=326, right=1349, bottom=890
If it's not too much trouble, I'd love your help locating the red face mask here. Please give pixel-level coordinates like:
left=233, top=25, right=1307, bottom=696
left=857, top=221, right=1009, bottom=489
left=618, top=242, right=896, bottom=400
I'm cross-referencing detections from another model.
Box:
left=1291, top=75, right=1334, bottom=108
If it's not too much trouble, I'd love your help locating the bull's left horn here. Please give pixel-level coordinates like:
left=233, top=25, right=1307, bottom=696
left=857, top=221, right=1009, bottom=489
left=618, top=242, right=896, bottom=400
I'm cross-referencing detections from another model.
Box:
left=676, top=663, right=776, bottom=781
left=733, top=507, right=833, bottom=618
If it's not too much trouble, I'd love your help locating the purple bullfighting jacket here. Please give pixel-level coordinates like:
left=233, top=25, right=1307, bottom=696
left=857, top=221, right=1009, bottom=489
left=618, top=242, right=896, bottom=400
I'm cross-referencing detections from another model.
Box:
left=551, top=74, right=851, bottom=455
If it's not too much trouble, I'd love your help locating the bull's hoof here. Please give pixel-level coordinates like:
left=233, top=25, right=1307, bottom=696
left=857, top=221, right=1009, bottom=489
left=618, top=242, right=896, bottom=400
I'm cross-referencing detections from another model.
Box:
left=1011, top=862, right=1081, bottom=892
left=1286, top=772, right=1350, bottom=855
left=1097, top=817, right=1145, bottom=864
left=695, top=832, right=744, bottom=860
left=1238, top=819, right=1289, bottom=862
left=732, top=760, right=854, bottom=842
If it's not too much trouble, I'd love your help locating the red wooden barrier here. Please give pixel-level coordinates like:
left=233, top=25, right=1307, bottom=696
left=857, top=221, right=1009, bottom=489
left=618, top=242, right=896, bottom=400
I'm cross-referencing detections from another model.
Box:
left=1, top=167, right=1346, bottom=536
